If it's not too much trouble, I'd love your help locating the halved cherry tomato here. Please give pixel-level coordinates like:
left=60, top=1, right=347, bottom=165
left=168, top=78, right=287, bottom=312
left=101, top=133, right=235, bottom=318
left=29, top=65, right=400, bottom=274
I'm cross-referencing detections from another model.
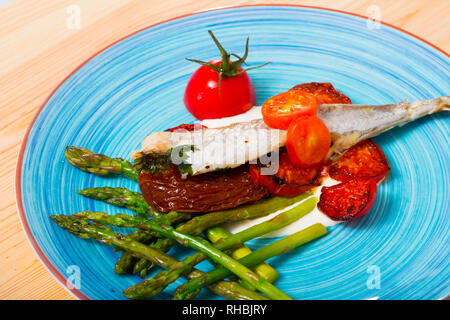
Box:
left=318, top=178, right=378, bottom=221
left=290, top=82, right=352, bottom=105
left=329, top=139, right=390, bottom=182
left=286, top=116, right=331, bottom=168
left=249, top=164, right=317, bottom=197
left=261, top=90, right=318, bottom=129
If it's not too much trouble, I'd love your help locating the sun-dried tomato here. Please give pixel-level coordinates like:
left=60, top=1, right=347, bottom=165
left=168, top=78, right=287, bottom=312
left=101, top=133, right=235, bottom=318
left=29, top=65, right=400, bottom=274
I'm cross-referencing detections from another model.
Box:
left=139, top=165, right=269, bottom=213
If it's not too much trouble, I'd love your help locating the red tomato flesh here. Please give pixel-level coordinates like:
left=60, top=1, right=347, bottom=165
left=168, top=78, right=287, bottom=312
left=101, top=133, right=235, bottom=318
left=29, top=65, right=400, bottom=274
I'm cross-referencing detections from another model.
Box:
left=249, top=164, right=318, bottom=198
left=184, top=60, right=255, bottom=120
left=165, top=123, right=207, bottom=132
left=261, top=90, right=318, bottom=129
left=249, top=150, right=321, bottom=198
left=275, top=151, right=320, bottom=184
left=318, top=178, right=378, bottom=221
left=329, top=140, right=390, bottom=182
left=286, top=116, right=331, bottom=168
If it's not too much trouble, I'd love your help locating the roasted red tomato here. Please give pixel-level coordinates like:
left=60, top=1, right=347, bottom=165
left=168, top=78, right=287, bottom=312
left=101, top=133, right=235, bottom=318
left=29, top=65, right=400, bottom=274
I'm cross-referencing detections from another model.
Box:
left=249, top=164, right=317, bottom=197
left=249, top=151, right=321, bottom=197
left=261, top=90, right=318, bottom=129
left=329, top=140, right=390, bottom=182
left=290, top=82, right=352, bottom=105
left=275, top=151, right=320, bottom=184
left=286, top=116, right=331, bottom=168
left=318, top=178, right=378, bottom=221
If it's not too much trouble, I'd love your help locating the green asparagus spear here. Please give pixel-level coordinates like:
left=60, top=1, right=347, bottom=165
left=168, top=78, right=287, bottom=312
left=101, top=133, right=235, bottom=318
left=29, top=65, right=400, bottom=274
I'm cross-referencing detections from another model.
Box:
left=114, top=230, right=154, bottom=274
left=50, top=215, right=268, bottom=300
left=133, top=259, right=153, bottom=278
left=63, top=212, right=292, bottom=299
left=115, top=253, right=137, bottom=274
left=77, top=186, right=163, bottom=274
left=119, top=197, right=317, bottom=299
left=206, top=227, right=278, bottom=288
left=77, top=187, right=159, bottom=219
left=175, top=223, right=327, bottom=299
left=77, top=186, right=196, bottom=224
left=65, top=146, right=139, bottom=181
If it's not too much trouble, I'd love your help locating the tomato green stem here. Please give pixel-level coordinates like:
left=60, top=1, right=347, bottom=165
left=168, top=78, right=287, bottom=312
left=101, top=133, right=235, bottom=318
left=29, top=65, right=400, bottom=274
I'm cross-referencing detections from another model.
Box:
left=186, top=30, right=269, bottom=94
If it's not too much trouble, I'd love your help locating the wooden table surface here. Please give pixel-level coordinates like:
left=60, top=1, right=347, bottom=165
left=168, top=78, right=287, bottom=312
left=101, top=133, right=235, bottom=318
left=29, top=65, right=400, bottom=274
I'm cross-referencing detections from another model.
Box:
left=0, top=0, right=448, bottom=300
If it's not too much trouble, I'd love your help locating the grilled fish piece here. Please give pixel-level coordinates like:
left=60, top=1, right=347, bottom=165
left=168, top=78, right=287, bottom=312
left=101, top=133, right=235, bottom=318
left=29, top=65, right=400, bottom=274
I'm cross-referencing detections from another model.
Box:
left=131, top=96, right=449, bottom=175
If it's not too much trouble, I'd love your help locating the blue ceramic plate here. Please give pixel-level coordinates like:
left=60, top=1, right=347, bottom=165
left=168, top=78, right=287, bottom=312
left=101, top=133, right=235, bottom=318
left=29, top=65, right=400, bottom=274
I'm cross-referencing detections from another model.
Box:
left=17, top=5, right=449, bottom=300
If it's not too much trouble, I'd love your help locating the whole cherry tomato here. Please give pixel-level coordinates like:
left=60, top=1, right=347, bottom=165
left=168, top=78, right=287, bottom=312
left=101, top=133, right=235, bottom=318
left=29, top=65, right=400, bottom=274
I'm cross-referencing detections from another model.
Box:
left=286, top=116, right=331, bottom=168
left=261, top=90, right=318, bottom=130
left=184, top=59, right=255, bottom=120
left=184, top=31, right=268, bottom=120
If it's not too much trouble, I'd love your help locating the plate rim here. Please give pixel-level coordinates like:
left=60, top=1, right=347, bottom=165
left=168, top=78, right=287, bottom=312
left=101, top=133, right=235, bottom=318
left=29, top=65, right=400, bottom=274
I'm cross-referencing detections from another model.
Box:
left=15, top=4, right=450, bottom=300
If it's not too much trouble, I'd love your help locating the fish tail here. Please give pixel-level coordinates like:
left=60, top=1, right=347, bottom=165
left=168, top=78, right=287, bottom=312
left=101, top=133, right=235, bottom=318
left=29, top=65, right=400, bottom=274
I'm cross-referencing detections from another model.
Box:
left=407, top=96, right=450, bottom=120
left=434, top=96, right=449, bottom=111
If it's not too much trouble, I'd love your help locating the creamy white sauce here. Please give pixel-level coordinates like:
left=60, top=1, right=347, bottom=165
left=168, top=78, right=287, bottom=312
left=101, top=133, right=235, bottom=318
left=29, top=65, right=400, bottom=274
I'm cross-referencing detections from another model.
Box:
left=224, top=177, right=341, bottom=237
left=200, top=106, right=263, bottom=128
left=201, top=106, right=342, bottom=237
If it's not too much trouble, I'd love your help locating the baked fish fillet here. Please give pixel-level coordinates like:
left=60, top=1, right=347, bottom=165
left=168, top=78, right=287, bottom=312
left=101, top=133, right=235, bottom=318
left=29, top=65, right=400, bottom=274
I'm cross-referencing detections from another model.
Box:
left=131, top=96, right=449, bottom=175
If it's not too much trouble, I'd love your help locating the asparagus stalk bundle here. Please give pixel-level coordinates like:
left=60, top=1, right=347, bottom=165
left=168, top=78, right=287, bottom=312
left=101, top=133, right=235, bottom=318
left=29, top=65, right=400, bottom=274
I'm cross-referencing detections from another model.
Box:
left=76, top=197, right=316, bottom=299
left=50, top=215, right=268, bottom=300
left=66, top=212, right=292, bottom=300
left=53, top=213, right=291, bottom=300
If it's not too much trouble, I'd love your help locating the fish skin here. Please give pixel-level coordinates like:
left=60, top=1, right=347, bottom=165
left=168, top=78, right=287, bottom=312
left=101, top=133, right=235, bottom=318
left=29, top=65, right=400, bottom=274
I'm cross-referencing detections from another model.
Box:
left=132, top=96, right=449, bottom=175
left=320, top=96, right=450, bottom=158
left=131, top=119, right=287, bottom=175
